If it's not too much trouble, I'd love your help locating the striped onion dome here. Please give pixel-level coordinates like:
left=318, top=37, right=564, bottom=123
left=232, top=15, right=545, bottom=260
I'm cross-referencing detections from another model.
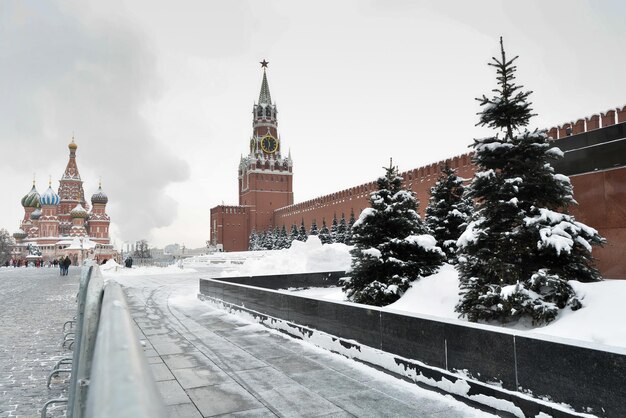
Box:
left=40, top=185, right=60, bottom=206
left=21, top=184, right=40, bottom=208
left=70, top=203, right=88, bottom=219
left=13, top=229, right=27, bottom=239
left=30, top=208, right=42, bottom=220
left=91, top=184, right=108, bottom=204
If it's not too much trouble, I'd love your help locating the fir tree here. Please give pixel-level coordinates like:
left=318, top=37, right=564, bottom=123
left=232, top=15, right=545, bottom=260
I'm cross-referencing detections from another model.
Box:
left=336, top=213, right=348, bottom=244
left=345, top=209, right=356, bottom=245
left=248, top=229, right=260, bottom=251
left=297, top=219, right=308, bottom=242
left=456, top=37, right=604, bottom=324
left=276, top=224, right=290, bottom=249
left=343, top=160, right=444, bottom=306
left=290, top=223, right=300, bottom=243
left=318, top=218, right=332, bottom=244
left=309, top=219, right=319, bottom=236
left=424, top=165, right=472, bottom=263
left=257, top=231, right=266, bottom=250
left=330, top=213, right=339, bottom=243
left=261, top=229, right=274, bottom=250
left=272, top=226, right=280, bottom=249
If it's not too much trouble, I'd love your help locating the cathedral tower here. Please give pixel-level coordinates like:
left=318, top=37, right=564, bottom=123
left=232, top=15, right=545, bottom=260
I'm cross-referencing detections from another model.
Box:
left=38, top=181, right=60, bottom=239
left=58, top=139, right=87, bottom=236
left=87, top=183, right=111, bottom=243
left=238, top=61, right=293, bottom=235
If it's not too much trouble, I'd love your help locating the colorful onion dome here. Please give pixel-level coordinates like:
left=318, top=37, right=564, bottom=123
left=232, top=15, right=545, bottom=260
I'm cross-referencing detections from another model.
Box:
left=70, top=203, right=88, bottom=219
left=40, top=185, right=60, bottom=206
left=21, top=184, right=40, bottom=208
left=30, top=208, right=42, bottom=220
left=13, top=229, right=27, bottom=240
left=69, top=138, right=78, bottom=150
left=91, top=183, right=108, bottom=204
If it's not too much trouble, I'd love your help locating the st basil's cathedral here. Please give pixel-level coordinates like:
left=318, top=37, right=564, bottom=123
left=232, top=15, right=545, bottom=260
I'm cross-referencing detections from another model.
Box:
left=11, top=139, right=116, bottom=265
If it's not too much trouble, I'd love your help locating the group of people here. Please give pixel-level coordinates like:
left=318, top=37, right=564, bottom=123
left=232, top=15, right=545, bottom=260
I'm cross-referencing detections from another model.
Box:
left=124, top=257, right=133, bottom=268
left=57, top=256, right=72, bottom=276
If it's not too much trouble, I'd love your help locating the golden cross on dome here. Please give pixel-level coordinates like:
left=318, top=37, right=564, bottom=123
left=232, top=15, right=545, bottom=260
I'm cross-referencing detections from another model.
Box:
left=260, top=59, right=269, bottom=69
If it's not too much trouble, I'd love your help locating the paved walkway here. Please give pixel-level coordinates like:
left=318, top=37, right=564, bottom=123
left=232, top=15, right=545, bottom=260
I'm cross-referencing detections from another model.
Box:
left=0, top=267, right=494, bottom=417
left=0, top=267, right=79, bottom=418
left=119, top=272, right=494, bottom=418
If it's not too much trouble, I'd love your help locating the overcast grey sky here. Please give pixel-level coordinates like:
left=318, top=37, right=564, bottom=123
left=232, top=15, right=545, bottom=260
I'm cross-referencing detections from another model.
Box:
left=1, top=0, right=625, bottom=248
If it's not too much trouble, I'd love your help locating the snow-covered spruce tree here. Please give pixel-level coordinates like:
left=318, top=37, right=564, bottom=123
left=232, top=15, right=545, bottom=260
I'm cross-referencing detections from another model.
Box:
left=344, top=209, right=356, bottom=245
left=256, top=231, right=266, bottom=250
left=261, top=229, right=275, bottom=250
left=248, top=229, right=259, bottom=251
left=424, top=165, right=472, bottom=263
left=330, top=213, right=339, bottom=243
left=272, top=226, right=281, bottom=249
left=309, top=219, right=319, bottom=236
left=456, top=37, right=604, bottom=324
left=336, top=213, right=348, bottom=244
left=319, top=219, right=332, bottom=244
left=276, top=225, right=290, bottom=249
left=343, top=160, right=444, bottom=306
left=297, top=219, right=308, bottom=242
left=289, top=223, right=300, bottom=243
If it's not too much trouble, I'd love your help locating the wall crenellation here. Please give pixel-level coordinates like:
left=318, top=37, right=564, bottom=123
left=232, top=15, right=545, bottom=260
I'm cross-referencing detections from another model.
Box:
left=547, top=105, right=626, bottom=140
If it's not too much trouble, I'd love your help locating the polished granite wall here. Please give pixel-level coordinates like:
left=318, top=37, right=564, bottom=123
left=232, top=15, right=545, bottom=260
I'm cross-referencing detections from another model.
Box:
left=215, top=271, right=345, bottom=289
left=199, top=276, right=626, bottom=417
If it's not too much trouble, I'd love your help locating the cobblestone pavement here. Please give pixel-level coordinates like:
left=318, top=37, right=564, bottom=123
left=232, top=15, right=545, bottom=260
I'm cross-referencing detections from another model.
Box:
left=116, top=272, right=495, bottom=418
left=0, top=267, right=79, bottom=418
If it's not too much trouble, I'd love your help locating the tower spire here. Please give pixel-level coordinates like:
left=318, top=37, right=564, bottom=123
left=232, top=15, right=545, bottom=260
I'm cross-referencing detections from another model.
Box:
left=258, top=60, right=272, bottom=105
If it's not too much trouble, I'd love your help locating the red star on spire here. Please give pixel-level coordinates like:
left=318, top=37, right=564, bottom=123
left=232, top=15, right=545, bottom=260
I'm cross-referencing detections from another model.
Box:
left=260, top=59, right=269, bottom=68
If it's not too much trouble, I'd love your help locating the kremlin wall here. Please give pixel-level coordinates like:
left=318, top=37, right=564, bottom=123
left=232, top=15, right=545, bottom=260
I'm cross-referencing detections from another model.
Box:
left=210, top=66, right=626, bottom=279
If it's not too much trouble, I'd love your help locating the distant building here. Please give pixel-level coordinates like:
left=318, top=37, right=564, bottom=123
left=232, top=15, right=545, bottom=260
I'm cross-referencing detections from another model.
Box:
left=12, top=139, right=116, bottom=265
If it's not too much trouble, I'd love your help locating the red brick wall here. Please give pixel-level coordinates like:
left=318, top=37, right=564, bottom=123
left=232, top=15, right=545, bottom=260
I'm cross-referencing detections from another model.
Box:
left=274, top=154, right=476, bottom=230
left=569, top=167, right=626, bottom=279
left=210, top=206, right=250, bottom=252
left=273, top=154, right=626, bottom=279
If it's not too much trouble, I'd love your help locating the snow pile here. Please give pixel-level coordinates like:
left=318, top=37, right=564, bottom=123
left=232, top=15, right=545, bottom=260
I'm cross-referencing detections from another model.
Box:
left=385, top=264, right=461, bottom=318
left=100, top=263, right=197, bottom=277
left=100, top=258, right=122, bottom=272
left=221, top=235, right=352, bottom=277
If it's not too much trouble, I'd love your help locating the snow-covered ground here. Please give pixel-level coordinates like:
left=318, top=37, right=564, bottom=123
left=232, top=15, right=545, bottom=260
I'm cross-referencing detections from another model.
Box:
left=177, top=236, right=626, bottom=350
left=102, top=236, right=626, bottom=349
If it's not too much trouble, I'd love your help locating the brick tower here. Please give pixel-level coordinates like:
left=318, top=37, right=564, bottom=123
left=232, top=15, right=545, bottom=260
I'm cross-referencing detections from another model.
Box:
left=210, top=61, right=293, bottom=252
left=239, top=60, right=294, bottom=233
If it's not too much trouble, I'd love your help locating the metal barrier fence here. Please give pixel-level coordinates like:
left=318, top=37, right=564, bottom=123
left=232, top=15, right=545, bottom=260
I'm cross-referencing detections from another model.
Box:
left=42, top=265, right=165, bottom=418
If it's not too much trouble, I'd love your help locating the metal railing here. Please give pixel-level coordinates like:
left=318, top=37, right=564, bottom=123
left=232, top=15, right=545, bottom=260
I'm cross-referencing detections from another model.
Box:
left=42, top=265, right=165, bottom=418
left=85, top=281, right=165, bottom=418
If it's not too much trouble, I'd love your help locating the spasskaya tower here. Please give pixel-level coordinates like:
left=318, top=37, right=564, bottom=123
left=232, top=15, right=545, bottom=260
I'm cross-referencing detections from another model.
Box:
left=210, top=61, right=293, bottom=251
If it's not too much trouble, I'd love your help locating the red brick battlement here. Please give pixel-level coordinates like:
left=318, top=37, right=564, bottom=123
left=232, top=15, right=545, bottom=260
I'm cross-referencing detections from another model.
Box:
left=547, top=105, right=626, bottom=140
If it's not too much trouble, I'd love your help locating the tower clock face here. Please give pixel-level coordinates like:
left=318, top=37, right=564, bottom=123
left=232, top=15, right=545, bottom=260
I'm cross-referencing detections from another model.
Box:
left=260, top=135, right=278, bottom=154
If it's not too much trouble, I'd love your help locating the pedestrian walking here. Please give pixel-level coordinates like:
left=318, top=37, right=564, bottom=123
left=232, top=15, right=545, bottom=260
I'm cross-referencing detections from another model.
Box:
left=63, top=256, right=71, bottom=276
